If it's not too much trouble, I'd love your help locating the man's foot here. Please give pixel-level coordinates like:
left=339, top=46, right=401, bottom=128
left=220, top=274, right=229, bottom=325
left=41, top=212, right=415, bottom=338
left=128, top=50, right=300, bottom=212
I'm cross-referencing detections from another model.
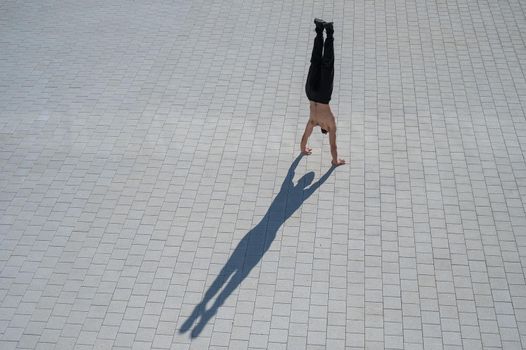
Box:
left=314, top=18, right=325, bottom=34
left=324, top=22, right=334, bottom=36
left=314, top=18, right=326, bottom=26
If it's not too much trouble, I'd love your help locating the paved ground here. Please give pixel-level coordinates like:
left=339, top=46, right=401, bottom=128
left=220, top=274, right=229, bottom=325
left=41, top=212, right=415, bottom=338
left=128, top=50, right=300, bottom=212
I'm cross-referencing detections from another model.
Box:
left=1, top=0, right=526, bottom=349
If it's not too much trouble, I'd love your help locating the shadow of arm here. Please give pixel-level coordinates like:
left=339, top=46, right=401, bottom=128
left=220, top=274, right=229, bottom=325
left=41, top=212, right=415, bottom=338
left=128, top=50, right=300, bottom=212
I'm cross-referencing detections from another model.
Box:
left=304, top=165, right=336, bottom=198
left=280, top=154, right=303, bottom=192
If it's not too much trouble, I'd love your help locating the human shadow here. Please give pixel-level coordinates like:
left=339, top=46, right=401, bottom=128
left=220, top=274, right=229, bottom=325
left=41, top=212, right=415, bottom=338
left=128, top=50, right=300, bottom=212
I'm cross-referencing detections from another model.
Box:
left=179, top=154, right=336, bottom=338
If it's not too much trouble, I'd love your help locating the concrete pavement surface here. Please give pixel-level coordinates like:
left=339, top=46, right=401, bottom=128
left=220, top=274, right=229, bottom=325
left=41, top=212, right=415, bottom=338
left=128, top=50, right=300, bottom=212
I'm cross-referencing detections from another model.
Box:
left=1, top=0, right=526, bottom=348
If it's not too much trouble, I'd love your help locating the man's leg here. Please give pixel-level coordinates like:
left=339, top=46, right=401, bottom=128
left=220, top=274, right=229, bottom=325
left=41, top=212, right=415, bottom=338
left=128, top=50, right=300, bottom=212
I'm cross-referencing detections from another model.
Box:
left=305, top=19, right=324, bottom=100
left=319, top=23, right=335, bottom=103
left=310, top=19, right=324, bottom=63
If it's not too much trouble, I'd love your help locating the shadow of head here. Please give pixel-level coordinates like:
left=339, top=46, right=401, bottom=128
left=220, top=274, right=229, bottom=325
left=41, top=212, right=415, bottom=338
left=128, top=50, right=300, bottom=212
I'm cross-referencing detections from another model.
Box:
left=298, top=171, right=315, bottom=187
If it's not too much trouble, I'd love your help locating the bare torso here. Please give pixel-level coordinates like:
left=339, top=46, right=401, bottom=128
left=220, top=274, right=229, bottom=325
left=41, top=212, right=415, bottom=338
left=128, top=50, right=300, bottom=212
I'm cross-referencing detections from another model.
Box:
left=309, top=101, right=335, bottom=131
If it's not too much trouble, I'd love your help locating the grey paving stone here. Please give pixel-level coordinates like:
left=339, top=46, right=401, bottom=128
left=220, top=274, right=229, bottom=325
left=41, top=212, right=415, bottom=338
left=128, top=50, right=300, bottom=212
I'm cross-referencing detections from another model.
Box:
left=2, top=0, right=526, bottom=348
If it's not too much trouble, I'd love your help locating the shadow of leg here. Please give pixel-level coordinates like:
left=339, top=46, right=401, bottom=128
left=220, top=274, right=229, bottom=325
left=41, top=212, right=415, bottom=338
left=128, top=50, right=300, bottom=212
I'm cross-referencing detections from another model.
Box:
left=179, top=261, right=237, bottom=334
left=190, top=269, right=247, bottom=338
left=179, top=303, right=204, bottom=333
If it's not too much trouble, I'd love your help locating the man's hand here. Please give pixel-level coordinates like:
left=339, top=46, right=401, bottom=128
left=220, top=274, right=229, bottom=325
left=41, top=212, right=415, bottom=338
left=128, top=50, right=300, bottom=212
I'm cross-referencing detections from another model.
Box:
left=331, top=158, right=345, bottom=166
left=302, top=147, right=312, bottom=155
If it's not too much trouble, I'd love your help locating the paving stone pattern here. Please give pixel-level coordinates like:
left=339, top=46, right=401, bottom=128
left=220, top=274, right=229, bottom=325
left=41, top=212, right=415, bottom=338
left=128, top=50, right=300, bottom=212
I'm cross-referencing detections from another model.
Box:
left=1, top=0, right=526, bottom=349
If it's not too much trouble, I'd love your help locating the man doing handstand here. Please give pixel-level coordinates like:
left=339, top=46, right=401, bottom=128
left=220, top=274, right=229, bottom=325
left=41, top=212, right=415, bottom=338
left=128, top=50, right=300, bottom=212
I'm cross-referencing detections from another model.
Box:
left=301, top=18, right=345, bottom=166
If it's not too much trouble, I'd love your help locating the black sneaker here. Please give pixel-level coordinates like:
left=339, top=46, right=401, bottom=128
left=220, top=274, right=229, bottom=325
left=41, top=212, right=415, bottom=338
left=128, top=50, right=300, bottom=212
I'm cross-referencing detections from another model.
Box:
left=324, top=21, right=334, bottom=35
left=314, top=18, right=325, bottom=33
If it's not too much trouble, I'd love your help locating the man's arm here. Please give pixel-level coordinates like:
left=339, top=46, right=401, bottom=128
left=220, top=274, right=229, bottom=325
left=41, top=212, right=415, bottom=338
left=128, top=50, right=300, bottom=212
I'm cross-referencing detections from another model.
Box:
left=300, top=120, right=314, bottom=155
left=329, top=126, right=345, bottom=166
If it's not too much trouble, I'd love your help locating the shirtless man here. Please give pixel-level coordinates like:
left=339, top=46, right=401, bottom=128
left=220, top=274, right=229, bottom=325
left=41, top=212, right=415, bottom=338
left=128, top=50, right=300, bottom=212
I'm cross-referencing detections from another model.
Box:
left=301, top=18, right=345, bottom=166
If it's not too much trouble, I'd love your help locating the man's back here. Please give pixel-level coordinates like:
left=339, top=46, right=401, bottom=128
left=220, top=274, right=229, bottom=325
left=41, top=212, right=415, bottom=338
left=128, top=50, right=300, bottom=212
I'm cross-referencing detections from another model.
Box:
left=309, top=101, right=335, bottom=132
